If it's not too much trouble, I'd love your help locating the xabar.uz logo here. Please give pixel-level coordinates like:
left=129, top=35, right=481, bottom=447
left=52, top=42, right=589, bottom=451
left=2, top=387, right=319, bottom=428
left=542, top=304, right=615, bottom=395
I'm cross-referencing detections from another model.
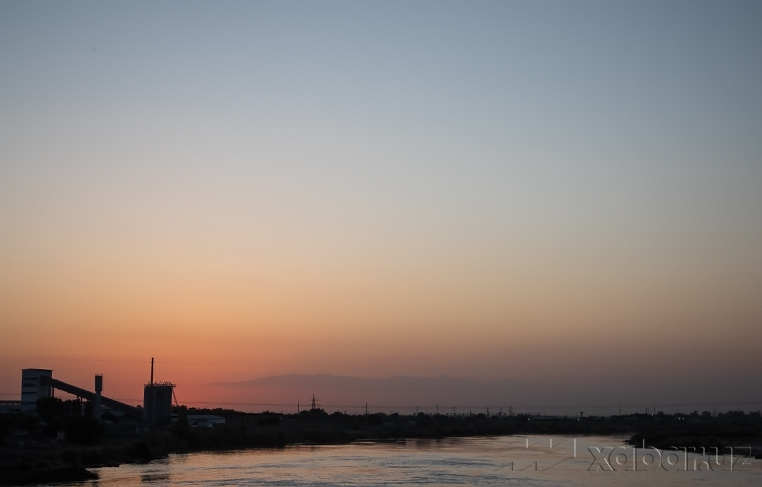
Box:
left=588, top=442, right=753, bottom=472
left=500, top=438, right=753, bottom=472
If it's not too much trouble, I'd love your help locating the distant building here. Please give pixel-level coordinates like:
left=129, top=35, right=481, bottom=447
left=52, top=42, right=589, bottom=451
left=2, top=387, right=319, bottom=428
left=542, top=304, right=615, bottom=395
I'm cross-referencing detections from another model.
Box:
left=187, top=414, right=226, bottom=428
left=0, top=400, right=22, bottom=414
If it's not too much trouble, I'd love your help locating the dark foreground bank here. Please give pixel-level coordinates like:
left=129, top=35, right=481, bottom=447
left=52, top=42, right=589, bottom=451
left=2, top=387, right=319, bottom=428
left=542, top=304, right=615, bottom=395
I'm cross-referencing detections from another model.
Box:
left=2, top=408, right=760, bottom=485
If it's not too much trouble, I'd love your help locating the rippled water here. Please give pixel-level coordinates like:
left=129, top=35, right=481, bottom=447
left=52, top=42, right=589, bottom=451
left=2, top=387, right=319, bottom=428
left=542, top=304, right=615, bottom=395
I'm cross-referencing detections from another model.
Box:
left=68, top=436, right=761, bottom=487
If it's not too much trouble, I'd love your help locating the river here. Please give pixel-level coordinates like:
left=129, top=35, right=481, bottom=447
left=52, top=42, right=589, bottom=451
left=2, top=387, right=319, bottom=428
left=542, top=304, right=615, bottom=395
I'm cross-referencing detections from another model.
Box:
left=64, top=435, right=760, bottom=487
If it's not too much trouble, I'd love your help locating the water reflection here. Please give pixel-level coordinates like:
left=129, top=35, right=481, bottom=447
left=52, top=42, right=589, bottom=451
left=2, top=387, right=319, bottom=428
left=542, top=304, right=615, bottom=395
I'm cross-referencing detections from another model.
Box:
left=140, top=472, right=170, bottom=484
left=84, top=436, right=761, bottom=487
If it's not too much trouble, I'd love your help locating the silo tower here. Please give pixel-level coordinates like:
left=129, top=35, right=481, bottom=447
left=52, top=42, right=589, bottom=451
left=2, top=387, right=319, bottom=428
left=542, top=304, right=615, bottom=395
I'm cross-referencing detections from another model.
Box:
left=143, top=358, right=175, bottom=425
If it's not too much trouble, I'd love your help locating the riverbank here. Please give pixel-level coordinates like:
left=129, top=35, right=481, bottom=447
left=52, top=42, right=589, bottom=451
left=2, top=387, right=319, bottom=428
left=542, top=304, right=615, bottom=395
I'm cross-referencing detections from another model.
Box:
left=2, top=409, right=760, bottom=485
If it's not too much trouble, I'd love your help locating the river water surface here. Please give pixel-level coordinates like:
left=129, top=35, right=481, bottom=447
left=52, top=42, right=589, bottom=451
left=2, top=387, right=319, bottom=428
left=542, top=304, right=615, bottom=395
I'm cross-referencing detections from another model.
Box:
left=70, top=435, right=760, bottom=487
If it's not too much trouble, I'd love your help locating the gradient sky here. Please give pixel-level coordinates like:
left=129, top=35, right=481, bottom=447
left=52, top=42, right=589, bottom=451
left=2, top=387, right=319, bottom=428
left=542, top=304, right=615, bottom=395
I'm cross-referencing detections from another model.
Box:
left=1, top=1, right=761, bottom=414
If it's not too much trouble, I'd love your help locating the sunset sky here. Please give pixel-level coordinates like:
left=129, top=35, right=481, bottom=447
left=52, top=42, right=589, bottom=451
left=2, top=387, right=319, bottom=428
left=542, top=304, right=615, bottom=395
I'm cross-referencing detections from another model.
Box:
left=2, top=1, right=761, bottom=415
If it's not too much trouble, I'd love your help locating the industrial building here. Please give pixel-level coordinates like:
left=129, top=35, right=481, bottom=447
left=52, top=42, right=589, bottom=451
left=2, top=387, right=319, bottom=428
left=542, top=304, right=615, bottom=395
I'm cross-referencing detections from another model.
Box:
left=17, top=360, right=175, bottom=426
left=20, top=368, right=53, bottom=412
left=143, top=382, right=175, bottom=425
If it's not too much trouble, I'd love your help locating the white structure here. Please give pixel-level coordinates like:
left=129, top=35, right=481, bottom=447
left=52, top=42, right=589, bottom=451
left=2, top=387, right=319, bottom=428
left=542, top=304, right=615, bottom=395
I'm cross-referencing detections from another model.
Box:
left=187, top=414, right=226, bottom=428
left=21, top=369, right=52, bottom=412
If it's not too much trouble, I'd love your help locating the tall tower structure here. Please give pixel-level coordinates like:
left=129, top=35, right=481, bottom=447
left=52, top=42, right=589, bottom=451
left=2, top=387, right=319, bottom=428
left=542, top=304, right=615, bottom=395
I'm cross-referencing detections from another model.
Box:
left=94, top=374, right=103, bottom=419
